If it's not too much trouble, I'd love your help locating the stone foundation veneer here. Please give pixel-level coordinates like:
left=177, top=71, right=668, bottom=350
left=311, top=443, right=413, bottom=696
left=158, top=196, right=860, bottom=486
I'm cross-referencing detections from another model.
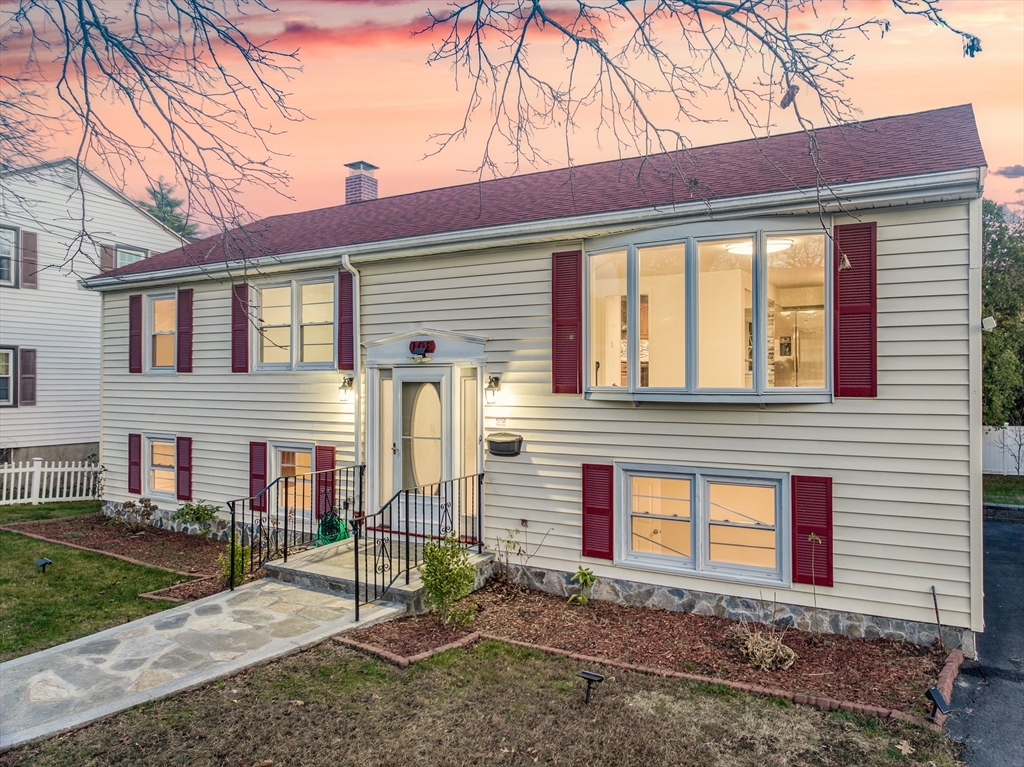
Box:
left=102, top=500, right=234, bottom=542
left=506, top=563, right=976, bottom=658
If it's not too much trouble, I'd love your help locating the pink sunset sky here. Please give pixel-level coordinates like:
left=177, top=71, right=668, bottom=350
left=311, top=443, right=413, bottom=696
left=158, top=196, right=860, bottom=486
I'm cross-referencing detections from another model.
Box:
left=32, top=0, right=1024, bottom=218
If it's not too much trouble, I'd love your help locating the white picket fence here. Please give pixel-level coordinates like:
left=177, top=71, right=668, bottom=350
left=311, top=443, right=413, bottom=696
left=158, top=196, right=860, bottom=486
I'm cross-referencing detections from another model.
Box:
left=983, top=426, right=1024, bottom=476
left=0, top=458, right=103, bottom=505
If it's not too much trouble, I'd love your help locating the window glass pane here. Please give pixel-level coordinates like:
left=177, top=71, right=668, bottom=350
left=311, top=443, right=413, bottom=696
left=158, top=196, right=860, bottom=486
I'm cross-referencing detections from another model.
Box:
left=260, top=286, right=291, bottom=326
left=301, top=282, right=334, bottom=324
left=0, top=350, right=9, bottom=375
left=630, top=476, right=691, bottom=557
left=301, top=324, right=333, bottom=362
left=698, top=239, right=753, bottom=389
left=152, top=334, right=176, bottom=368
left=152, top=297, right=176, bottom=332
left=638, top=243, right=686, bottom=388
left=0, top=229, right=13, bottom=283
left=279, top=450, right=313, bottom=512
left=150, top=440, right=175, bottom=494
left=0, top=378, right=9, bottom=404
left=260, top=326, right=291, bottom=363
left=0, top=350, right=9, bottom=404
left=402, top=381, right=442, bottom=488
left=462, top=373, right=479, bottom=477
left=589, top=251, right=628, bottom=387
left=767, top=234, right=826, bottom=388
left=117, top=248, right=146, bottom=267
left=707, top=482, right=776, bottom=568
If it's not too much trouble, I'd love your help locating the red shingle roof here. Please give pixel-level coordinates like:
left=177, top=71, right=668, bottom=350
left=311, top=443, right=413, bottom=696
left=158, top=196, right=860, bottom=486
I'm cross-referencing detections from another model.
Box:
left=102, top=104, right=984, bottom=279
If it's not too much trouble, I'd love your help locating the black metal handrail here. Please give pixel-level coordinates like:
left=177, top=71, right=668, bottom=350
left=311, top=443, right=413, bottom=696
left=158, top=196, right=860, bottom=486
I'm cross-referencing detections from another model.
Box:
left=226, top=464, right=365, bottom=588
left=351, top=473, right=484, bottom=620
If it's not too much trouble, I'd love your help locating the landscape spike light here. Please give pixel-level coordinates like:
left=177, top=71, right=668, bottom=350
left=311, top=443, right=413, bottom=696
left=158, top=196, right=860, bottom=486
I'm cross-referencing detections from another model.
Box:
left=579, top=670, right=605, bottom=703
left=35, top=557, right=53, bottom=573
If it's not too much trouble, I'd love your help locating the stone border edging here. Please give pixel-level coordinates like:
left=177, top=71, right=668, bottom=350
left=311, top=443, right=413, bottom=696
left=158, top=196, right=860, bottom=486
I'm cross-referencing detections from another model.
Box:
left=931, top=649, right=964, bottom=728
left=0, top=524, right=212, bottom=579
left=336, top=630, right=947, bottom=730
left=137, top=576, right=221, bottom=603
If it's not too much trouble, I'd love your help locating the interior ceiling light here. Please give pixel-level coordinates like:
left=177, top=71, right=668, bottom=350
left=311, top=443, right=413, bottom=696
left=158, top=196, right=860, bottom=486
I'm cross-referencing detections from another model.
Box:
left=725, top=238, right=794, bottom=256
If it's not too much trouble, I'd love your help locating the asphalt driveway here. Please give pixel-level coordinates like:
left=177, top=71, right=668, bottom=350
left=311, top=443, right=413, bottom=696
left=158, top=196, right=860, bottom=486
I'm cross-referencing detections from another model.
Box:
left=947, top=520, right=1024, bottom=767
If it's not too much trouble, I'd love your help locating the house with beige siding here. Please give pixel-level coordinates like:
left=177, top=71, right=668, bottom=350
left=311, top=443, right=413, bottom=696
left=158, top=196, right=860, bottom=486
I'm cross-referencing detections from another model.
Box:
left=84, top=105, right=987, bottom=654
left=0, top=159, right=184, bottom=463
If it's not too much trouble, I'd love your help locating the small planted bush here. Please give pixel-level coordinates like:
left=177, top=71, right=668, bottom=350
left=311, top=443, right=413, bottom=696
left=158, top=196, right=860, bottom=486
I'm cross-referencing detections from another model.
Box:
left=420, top=532, right=476, bottom=627
left=119, top=497, right=157, bottom=534
left=567, top=565, right=596, bottom=607
left=219, top=542, right=250, bottom=588
left=172, top=500, right=221, bottom=535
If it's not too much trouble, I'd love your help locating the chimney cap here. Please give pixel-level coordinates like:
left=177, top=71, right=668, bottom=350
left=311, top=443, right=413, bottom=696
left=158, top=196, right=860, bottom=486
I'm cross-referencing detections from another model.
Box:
left=345, top=160, right=378, bottom=173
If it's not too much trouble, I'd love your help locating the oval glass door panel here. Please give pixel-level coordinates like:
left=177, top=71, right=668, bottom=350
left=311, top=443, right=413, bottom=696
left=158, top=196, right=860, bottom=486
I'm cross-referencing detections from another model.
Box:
left=402, top=381, right=441, bottom=488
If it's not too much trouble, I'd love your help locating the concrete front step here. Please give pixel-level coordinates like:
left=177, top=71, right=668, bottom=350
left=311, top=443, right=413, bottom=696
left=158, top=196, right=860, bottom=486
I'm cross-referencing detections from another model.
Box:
left=264, top=538, right=495, bottom=614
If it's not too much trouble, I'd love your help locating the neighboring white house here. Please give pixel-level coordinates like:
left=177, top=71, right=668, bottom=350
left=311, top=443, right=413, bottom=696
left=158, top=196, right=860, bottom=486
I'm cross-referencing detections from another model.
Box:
left=85, top=105, right=987, bottom=654
left=0, top=159, right=184, bottom=462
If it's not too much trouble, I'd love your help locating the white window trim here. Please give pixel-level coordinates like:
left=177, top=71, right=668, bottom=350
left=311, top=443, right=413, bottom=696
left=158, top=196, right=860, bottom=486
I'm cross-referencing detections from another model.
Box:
left=616, top=462, right=790, bottom=588
left=0, top=226, right=18, bottom=288
left=0, top=347, right=15, bottom=406
left=584, top=221, right=833, bottom=404
left=145, top=291, right=178, bottom=375
left=253, top=276, right=337, bottom=372
left=144, top=433, right=177, bottom=500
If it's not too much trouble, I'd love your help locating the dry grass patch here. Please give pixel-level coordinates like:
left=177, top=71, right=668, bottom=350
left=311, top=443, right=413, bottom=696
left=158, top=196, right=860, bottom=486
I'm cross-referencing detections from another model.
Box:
left=1, top=640, right=961, bottom=767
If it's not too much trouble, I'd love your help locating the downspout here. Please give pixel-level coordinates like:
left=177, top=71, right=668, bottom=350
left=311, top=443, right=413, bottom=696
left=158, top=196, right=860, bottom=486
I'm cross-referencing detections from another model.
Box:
left=341, top=254, right=362, bottom=467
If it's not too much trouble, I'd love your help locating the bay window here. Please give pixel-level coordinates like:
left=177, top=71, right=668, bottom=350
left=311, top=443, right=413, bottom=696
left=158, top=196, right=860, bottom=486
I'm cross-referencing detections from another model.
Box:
left=622, top=464, right=785, bottom=584
left=587, top=231, right=828, bottom=400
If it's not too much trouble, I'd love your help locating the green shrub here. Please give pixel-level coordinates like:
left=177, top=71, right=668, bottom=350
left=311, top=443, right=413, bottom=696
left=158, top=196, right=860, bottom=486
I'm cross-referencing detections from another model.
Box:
left=420, top=532, right=476, bottom=627
left=172, top=500, right=221, bottom=535
left=218, top=542, right=250, bottom=588
left=567, top=565, right=596, bottom=607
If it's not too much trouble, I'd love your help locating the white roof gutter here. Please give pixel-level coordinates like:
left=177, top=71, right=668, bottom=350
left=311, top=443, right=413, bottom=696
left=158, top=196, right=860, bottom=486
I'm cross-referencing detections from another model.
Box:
left=82, top=167, right=984, bottom=292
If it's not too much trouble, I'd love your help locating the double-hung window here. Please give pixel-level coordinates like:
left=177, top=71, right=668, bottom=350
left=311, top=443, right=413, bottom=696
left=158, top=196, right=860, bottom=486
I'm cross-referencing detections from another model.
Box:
left=0, top=227, right=16, bottom=286
left=150, top=294, right=177, bottom=370
left=0, top=348, right=14, bottom=405
left=622, top=465, right=786, bottom=584
left=147, top=436, right=176, bottom=497
left=256, top=278, right=335, bottom=370
left=588, top=231, right=828, bottom=400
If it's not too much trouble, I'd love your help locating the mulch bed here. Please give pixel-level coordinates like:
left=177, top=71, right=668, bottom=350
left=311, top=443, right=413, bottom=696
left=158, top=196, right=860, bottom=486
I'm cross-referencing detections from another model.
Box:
left=350, top=581, right=944, bottom=715
left=2, top=513, right=223, bottom=576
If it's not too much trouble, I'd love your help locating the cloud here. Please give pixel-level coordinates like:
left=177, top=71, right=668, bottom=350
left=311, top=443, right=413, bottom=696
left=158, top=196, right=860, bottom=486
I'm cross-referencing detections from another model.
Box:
left=993, top=164, right=1024, bottom=179
left=275, top=19, right=425, bottom=49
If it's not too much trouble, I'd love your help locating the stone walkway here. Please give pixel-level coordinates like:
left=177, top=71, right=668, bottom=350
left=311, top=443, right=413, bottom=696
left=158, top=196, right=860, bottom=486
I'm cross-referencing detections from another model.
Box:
left=0, top=580, right=402, bottom=752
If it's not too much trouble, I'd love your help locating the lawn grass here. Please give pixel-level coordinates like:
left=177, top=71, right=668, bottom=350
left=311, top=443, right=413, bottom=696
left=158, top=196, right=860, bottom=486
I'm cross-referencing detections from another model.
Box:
left=0, top=499, right=101, bottom=525
left=983, top=474, right=1024, bottom=506
left=0, top=640, right=960, bottom=767
left=0, top=529, right=185, bottom=662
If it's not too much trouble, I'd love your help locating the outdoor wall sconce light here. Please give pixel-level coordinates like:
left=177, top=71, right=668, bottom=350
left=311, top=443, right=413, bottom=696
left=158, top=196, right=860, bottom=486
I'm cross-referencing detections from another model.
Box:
left=485, top=374, right=501, bottom=404
left=338, top=375, right=354, bottom=401
left=579, top=670, right=605, bottom=703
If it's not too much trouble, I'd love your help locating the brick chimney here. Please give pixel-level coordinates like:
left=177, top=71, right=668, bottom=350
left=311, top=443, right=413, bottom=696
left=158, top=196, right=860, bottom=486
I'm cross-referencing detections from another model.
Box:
left=345, top=160, right=378, bottom=204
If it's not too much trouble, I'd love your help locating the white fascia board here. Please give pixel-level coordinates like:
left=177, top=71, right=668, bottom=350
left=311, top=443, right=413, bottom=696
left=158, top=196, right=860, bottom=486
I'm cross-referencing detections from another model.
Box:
left=82, top=167, right=983, bottom=292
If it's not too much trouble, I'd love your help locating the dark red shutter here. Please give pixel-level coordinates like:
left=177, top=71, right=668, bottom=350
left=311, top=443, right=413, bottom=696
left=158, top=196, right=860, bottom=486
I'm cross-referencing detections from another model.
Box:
left=834, top=222, right=877, bottom=397
left=101, top=245, right=114, bottom=272
left=129, top=294, right=143, bottom=373
left=249, top=441, right=268, bottom=511
left=792, top=475, right=833, bottom=587
left=177, top=288, right=193, bottom=373
left=231, top=283, right=249, bottom=373
left=314, top=445, right=336, bottom=518
left=552, top=250, right=583, bottom=394
left=128, top=433, right=142, bottom=494
left=582, top=463, right=614, bottom=560
left=18, top=348, right=36, bottom=405
left=20, top=231, right=38, bottom=288
left=176, top=436, right=193, bottom=501
left=338, top=271, right=354, bottom=371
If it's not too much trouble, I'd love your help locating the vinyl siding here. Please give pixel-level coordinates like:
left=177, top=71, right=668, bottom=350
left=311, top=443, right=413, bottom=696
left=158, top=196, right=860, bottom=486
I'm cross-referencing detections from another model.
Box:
left=0, top=164, right=181, bottom=449
left=97, top=199, right=978, bottom=631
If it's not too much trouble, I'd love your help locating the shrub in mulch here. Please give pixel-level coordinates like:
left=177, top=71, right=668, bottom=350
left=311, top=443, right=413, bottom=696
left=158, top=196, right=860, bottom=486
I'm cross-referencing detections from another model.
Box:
left=349, top=581, right=946, bottom=716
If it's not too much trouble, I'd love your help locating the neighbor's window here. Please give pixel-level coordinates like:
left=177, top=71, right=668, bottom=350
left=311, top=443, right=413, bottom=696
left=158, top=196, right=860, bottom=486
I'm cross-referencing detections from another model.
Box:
left=0, top=228, right=15, bottom=286
left=148, top=438, right=176, bottom=495
left=623, top=466, right=783, bottom=583
left=0, top=348, right=13, bottom=405
left=150, top=295, right=177, bottom=369
left=116, top=247, right=147, bottom=268
left=587, top=230, right=828, bottom=397
left=766, top=234, right=826, bottom=388
left=257, top=280, right=335, bottom=369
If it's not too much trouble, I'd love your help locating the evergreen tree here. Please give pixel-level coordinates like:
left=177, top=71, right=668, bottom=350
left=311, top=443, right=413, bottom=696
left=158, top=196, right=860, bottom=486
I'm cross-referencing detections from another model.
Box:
left=982, top=200, right=1024, bottom=425
left=141, top=179, right=199, bottom=239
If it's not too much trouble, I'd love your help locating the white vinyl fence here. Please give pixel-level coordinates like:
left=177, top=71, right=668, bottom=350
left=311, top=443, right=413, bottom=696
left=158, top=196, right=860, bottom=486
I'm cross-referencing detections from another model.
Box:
left=0, top=458, right=103, bottom=505
left=983, top=426, right=1024, bottom=476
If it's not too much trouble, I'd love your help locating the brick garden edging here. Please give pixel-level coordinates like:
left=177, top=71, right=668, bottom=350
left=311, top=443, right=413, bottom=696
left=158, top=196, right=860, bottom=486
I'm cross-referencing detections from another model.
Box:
left=336, top=631, right=967, bottom=731
left=137, top=576, right=220, bottom=603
